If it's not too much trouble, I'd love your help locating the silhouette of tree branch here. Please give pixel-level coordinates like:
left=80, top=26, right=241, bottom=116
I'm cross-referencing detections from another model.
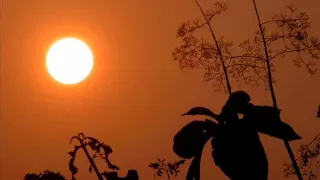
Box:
left=68, top=133, right=119, bottom=180
left=173, top=2, right=320, bottom=93
left=173, top=1, right=233, bottom=93
left=256, top=4, right=320, bottom=76
left=148, top=158, right=186, bottom=180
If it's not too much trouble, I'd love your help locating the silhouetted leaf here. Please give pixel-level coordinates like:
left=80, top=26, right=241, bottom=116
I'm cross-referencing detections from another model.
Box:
left=186, top=153, right=202, bottom=180
left=148, top=163, right=160, bottom=169
left=266, top=121, right=302, bottom=141
left=176, top=159, right=186, bottom=165
left=102, top=144, right=113, bottom=157
left=69, top=136, right=79, bottom=144
left=84, top=137, right=101, bottom=152
left=68, top=157, right=78, bottom=177
left=173, top=120, right=214, bottom=159
left=182, top=107, right=220, bottom=120
left=68, top=151, right=76, bottom=158
left=243, top=105, right=302, bottom=141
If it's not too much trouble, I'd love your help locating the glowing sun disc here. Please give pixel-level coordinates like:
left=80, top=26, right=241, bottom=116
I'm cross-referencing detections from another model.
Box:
left=46, top=37, right=94, bottom=84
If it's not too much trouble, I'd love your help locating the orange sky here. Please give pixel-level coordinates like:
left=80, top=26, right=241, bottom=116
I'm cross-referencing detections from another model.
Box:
left=1, top=0, right=320, bottom=180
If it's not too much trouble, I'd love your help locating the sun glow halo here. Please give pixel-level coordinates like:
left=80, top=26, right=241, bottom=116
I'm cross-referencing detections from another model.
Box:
left=46, top=37, right=94, bottom=85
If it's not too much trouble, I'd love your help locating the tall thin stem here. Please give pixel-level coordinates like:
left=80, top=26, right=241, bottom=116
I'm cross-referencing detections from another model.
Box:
left=194, top=0, right=232, bottom=95
left=79, top=140, right=104, bottom=180
left=252, top=0, right=303, bottom=180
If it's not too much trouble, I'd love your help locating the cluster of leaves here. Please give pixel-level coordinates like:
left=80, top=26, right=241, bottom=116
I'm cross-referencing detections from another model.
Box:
left=172, top=2, right=320, bottom=92
left=284, top=133, right=320, bottom=180
left=148, top=159, right=186, bottom=180
left=23, top=170, right=66, bottom=180
left=68, top=133, right=119, bottom=180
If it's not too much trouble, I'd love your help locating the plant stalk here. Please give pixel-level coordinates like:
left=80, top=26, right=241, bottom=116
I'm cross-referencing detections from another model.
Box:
left=79, top=140, right=104, bottom=180
left=252, top=0, right=303, bottom=180
left=194, top=0, right=232, bottom=95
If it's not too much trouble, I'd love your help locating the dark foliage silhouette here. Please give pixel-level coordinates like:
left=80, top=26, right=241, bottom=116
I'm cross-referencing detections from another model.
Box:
left=148, top=158, right=185, bottom=180
left=284, top=107, right=320, bottom=180
left=24, top=170, right=67, bottom=180
left=284, top=133, right=320, bottom=180
left=173, top=91, right=301, bottom=180
left=102, top=170, right=139, bottom=180
left=172, top=0, right=320, bottom=179
left=68, top=133, right=138, bottom=180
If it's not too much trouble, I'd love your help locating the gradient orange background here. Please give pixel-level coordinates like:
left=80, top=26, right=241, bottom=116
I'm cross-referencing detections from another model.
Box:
left=1, top=0, right=320, bottom=180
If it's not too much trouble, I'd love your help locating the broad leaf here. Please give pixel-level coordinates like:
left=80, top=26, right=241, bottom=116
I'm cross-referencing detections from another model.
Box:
left=243, top=105, right=302, bottom=141
left=186, top=139, right=207, bottom=180
left=173, top=120, right=216, bottom=159
left=182, top=107, right=220, bottom=121
left=257, top=121, right=302, bottom=141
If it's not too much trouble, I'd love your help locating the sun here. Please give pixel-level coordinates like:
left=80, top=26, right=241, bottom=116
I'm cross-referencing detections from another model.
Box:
left=46, top=37, right=94, bottom=85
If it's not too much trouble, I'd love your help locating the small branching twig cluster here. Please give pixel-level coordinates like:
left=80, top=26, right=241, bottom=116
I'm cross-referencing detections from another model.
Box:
left=173, top=2, right=320, bottom=92
left=284, top=133, right=320, bottom=180
left=68, top=133, right=119, bottom=180
left=283, top=107, right=320, bottom=180
left=148, top=159, right=186, bottom=180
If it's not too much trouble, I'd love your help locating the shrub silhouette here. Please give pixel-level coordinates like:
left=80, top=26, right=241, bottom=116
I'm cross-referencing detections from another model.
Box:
left=102, top=170, right=139, bottom=180
left=68, top=133, right=138, bottom=180
left=23, top=170, right=67, bottom=180
left=148, top=158, right=185, bottom=180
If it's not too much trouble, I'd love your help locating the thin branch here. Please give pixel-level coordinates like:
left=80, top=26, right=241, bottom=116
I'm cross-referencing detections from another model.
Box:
left=261, top=18, right=302, bottom=25
left=252, top=1, right=304, bottom=180
left=194, top=0, right=232, bottom=94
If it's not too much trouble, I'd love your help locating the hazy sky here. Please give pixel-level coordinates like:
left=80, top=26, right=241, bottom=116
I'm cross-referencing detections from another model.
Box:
left=1, top=0, right=320, bottom=180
